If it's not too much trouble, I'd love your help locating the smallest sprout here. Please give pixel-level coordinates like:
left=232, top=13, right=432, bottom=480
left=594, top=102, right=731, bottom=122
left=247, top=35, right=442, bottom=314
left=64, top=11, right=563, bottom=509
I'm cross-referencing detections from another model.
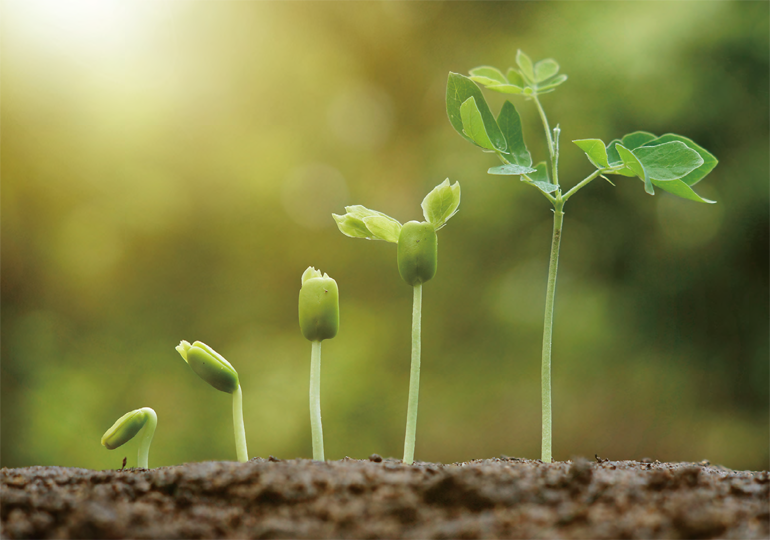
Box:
left=101, top=407, right=157, bottom=469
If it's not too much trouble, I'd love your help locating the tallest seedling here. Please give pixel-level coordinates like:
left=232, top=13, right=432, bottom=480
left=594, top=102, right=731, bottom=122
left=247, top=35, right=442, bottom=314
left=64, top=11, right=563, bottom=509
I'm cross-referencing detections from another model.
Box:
left=447, top=51, right=718, bottom=462
left=334, top=179, right=461, bottom=464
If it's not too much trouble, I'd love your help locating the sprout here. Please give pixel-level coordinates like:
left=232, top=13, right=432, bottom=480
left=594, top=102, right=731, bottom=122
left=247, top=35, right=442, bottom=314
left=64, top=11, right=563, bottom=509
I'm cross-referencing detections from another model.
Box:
left=299, top=266, right=339, bottom=461
left=176, top=340, right=248, bottom=462
left=333, top=179, right=461, bottom=464
left=101, top=407, right=157, bottom=469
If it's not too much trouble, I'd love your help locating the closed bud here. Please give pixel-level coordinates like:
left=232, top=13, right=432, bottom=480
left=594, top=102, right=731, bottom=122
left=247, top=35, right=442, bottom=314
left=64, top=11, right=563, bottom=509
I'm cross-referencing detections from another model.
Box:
left=101, top=408, right=153, bottom=450
left=176, top=340, right=239, bottom=394
left=397, top=221, right=438, bottom=286
left=299, top=267, right=339, bottom=342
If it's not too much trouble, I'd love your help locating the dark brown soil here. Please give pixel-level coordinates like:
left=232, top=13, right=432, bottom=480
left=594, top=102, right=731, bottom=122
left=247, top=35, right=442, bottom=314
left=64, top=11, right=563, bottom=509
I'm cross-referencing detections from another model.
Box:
left=1, top=456, right=767, bottom=539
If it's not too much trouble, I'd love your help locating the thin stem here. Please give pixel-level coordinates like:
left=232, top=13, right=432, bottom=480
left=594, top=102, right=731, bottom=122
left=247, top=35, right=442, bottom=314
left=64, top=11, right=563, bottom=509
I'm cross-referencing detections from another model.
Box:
left=232, top=384, right=248, bottom=462
left=137, top=407, right=157, bottom=469
left=403, top=282, right=423, bottom=465
left=309, top=340, right=324, bottom=461
left=541, top=201, right=564, bottom=463
left=563, top=169, right=604, bottom=201
left=532, top=95, right=557, bottom=186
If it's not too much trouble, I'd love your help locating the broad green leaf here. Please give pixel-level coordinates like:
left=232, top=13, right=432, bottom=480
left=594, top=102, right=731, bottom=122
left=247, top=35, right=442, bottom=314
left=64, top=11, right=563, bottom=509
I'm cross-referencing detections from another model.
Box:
left=605, top=140, right=636, bottom=176
left=534, top=59, right=559, bottom=83
left=652, top=179, right=716, bottom=204
left=573, top=139, right=609, bottom=169
left=506, top=68, right=526, bottom=87
left=522, top=162, right=558, bottom=194
left=535, top=74, right=568, bottom=92
left=616, top=144, right=654, bottom=195
left=333, top=213, right=372, bottom=239
left=488, top=163, right=537, bottom=175
left=363, top=215, right=402, bottom=243
left=516, top=50, right=535, bottom=82
left=498, top=101, right=532, bottom=167
left=640, top=134, right=718, bottom=186
left=446, top=73, right=507, bottom=150
left=620, top=131, right=656, bottom=150
left=460, top=97, right=502, bottom=151
left=633, top=141, right=703, bottom=181
left=421, top=178, right=461, bottom=230
left=485, top=84, right=524, bottom=94
left=468, top=66, right=507, bottom=85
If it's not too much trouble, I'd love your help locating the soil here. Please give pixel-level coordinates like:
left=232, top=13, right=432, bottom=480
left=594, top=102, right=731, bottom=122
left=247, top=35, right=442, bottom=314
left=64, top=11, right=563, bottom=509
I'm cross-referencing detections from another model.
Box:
left=1, top=456, right=767, bottom=539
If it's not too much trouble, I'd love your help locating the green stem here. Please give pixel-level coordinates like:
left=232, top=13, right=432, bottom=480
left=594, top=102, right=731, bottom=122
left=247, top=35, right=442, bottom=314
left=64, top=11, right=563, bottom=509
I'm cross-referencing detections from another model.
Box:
left=541, top=201, right=564, bottom=463
left=137, top=407, right=157, bottom=469
left=532, top=95, right=557, bottom=187
left=309, top=340, right=324, bottom=461
left=232, top=384, right=248, bottom=462
left=403, top=282, right=423, bottom=465
left=563, top=169, right=604, bottom=201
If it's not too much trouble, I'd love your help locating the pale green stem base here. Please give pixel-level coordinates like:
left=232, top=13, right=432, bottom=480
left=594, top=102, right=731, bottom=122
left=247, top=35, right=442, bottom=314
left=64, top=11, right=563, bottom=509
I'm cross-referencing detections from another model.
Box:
left=310, top=340, right=324, bottom=461
left=403, top=282, right=423, bottom=465
left=137, top=407, right=157, bottom=469
left=541, top=205, right=564, bottom=463
left=233, top=384, right=248, bottom=462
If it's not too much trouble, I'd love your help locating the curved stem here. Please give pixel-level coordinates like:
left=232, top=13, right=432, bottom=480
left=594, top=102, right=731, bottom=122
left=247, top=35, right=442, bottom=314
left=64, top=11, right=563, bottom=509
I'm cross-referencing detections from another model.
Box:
left=563, top=169, right=604, bottom=202
left=541, top=202, right=564, bottom=463
left=137, top=408, right=157, bottom=469
left=232, top=384, right=248, bottom=462
left=403, top=283, right=423, bottom=465
left=309, top=340, right=324, bottom=461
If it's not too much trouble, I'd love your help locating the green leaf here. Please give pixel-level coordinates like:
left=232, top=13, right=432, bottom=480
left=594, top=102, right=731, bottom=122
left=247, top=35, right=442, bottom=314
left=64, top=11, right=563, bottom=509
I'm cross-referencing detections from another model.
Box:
left=363, top=215, right=402, bottom=243
left=421, top=179, right=461, bottom=231
left=460, top=97, right=501, bottom=151
left=534, top=59, right=559, bottom=83
left=652, top=179, right=716, bottom=204
left=633, top=141, right=704, bottom=181
left=535, top=74, right=568, bottom=92
left=468, top=66, right=507, bottom=86
left=516, top=50, right=535, bottom=82
left=498, top=101, right=532, bottom=167
left=446, top=72, right=507, bottom=150
left=620, top=131, right=657, bottom=150
left=522, top=162, right=559, bottom=194
left=616, top=144, right=654, bottom=195
left=573, top=139, right=609, bottom=169
left=488, top=163, right=537, bottom=175
left=485, top=84, right=524, bottom=94
left=640, top=134, right=718, bottom=186
left=506, top=68, right=526, bottom=87
left=333, top=213, right=372, bottom=239
left=606, top=140, right=636, bottom=176
left=334, top=205, right=401, bottom=241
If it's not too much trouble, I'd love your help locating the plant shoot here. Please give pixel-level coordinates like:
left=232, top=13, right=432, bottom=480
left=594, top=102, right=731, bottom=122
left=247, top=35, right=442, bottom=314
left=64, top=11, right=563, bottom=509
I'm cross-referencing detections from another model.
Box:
left=101, top=407, right=157, bottom=469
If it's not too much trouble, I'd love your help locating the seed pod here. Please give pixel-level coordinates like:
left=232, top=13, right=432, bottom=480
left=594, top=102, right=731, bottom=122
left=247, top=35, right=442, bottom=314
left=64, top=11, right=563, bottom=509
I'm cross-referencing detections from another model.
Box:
left=397, top=221, right=437, bottom=286
left=176, top=340, right=239, bottom=394
left=101, top=408, right=151, bottom=450
left=299, top=267, right=339, bottom=342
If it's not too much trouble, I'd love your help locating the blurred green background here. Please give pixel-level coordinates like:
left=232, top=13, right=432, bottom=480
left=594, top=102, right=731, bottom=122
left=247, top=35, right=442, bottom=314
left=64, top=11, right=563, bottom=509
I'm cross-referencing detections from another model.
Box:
left=2, top=1, right=768, bottom=471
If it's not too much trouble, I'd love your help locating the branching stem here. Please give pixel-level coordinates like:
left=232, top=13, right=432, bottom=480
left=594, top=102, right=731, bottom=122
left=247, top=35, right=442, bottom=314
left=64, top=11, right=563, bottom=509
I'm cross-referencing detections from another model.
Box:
left=403, top=282, right=423, bottom=465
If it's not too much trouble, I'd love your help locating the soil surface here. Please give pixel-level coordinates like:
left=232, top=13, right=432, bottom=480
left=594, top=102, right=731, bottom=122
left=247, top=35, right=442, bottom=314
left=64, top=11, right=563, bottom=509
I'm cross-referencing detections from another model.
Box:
left=1, top=456, right=767, bottom=539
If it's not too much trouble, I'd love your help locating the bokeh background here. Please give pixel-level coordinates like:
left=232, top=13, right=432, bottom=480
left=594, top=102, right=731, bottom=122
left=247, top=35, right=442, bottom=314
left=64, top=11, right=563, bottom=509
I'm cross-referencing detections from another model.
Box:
left=2, top=1, right=768, bottom=471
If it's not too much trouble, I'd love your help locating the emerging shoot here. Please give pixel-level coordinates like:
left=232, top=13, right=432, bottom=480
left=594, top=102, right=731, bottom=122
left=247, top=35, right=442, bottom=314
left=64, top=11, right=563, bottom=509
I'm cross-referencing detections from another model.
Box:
left=176, top=340, right=248, bottom=462
left=333, top=179, right=461, bottom=464
left=299, top=266, right=340, bottom=461
left=101, top=407, right=157, bottom=469
left=447, top=51, right=718, bottom=462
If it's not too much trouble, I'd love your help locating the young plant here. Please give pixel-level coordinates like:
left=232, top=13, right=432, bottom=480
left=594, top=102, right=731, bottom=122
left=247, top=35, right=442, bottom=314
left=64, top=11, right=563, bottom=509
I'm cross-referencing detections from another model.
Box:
left=298, top=266, right=340, bottom=461
left=446, top=52, right=718, bottom=462
left=333, top=179, right=461, bottom=464
left=175, top=340, right=248, bottom=462
left=101, top=407, right=157, bottom=469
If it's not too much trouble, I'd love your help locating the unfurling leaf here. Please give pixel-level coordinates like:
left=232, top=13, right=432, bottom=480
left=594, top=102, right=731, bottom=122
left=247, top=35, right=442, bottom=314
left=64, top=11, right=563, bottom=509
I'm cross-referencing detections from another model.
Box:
left=333, top=205, right=402, bottom=242
left=421, top=179, right=461, bottom=231
left=446, top=72, right=507, bottom=151
left=363, top=215, right=402, bottom=243
left=573, top=139, right=609, bottom=169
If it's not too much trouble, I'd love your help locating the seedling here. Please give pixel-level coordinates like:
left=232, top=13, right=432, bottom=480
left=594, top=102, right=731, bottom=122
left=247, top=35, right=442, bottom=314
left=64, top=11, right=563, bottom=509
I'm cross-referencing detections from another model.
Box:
left=298, top=266, right=340, bottom=461
left=176, top=340, right=248, bottom=462
left=446, top=51, right=718, bottom=462
left=333, top=179, right=461, bottom=464
left=101, top=407, right=157, bottom=469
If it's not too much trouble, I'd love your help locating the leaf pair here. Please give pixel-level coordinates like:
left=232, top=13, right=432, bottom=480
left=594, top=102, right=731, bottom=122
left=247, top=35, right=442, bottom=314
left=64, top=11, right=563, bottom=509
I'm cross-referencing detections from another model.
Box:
left=573, top=132, right=718, bottom=203
left=333, top=179, right=461, bottom=242
left=467, top=50, right=568, bottom=96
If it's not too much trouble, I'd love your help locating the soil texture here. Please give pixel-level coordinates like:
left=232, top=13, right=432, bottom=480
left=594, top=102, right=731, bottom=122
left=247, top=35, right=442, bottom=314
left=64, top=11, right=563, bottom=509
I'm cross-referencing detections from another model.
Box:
left=2, top=456, right=767, bottom=539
